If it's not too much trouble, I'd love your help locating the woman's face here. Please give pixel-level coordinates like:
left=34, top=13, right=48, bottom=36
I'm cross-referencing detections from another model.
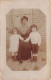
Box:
left=21, top=19, right=28, bottom=26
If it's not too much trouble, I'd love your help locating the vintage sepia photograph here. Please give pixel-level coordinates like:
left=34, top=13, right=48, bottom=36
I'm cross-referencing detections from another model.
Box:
left=6, top=9, right=46, bottom=71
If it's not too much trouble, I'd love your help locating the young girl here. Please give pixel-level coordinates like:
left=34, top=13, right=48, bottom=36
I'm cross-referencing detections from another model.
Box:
left=9, top=27, right=24, bottom=60
left=24, top=25, right=41, bottom=62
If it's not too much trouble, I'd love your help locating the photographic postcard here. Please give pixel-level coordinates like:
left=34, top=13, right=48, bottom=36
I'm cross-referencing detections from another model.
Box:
left=0, top=0, right=51, bottom=80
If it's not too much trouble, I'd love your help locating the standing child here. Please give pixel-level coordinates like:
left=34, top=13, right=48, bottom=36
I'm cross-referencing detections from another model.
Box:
left=24, top=25, right=41, bottom=62
left=9, top=27, right=24, bottom=60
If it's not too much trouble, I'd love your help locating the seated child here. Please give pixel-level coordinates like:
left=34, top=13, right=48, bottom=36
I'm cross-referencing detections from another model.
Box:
left=9, top=27, right=24, bottom=60
left=24, top=24, right=41, bottom=62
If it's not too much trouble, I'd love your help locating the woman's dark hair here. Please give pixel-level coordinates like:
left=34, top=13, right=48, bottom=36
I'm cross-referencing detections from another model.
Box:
left=21, top=16, right=28, bottom=22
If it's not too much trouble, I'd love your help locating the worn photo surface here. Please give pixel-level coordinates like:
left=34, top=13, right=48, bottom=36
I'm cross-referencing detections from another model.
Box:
left=6, top=9, right=46, bottom=71
left=1, top=0, right=50, bottom=80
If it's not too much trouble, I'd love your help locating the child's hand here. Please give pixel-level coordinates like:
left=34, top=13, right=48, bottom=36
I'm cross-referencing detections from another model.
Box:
left=23, top=40, right=25, bottom=42
left=24, top=40, right=27, bottom=42
left=22, top=38, right=24, bottom=41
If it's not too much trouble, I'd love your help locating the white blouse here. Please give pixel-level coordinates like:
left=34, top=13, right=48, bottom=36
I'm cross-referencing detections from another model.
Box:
left=25, top=31, right=41, bottom=46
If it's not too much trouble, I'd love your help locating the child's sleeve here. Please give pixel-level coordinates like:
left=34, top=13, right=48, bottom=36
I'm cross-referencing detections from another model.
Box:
left=38, top=33, right=41, bottom=46
left=25, top=33, right=31, bottom=42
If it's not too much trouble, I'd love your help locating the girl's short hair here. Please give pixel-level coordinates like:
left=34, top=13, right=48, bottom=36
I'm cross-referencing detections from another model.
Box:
left=31, top=24, right=37, bottom=30
left=21, top=16, right=28, bottom=22
left=13, top=27, right=17, bottom=31
left=11, top=27, right=17, bottom=34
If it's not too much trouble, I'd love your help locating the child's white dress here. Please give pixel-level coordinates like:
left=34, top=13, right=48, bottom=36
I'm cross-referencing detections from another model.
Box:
left=9, top=34, right=23, bottom=53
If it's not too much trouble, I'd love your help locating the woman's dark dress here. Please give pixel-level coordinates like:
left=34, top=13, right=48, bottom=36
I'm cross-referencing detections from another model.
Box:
left=17, top=25, right=31, bottom=60
left=18, top=34, right=31, bottom=60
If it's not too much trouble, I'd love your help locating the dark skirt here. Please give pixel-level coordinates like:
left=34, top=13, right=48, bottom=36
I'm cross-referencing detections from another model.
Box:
left=18, top=41, right=31, bottom=60
left=31, top=43, right=39, bottom=54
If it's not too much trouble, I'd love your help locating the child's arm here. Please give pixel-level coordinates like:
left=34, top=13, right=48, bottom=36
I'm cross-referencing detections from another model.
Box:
left=24, top=34, right=31, bottom=42
left=19, top=35, right=24, bottom=41
left=38, top=33, right=41, bottom=46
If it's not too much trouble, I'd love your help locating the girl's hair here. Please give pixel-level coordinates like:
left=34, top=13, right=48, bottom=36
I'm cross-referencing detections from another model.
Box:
left=21, top=16, right=28, bottom=22
left=31, top=24, right=37, bottom=30
left=11, top=27, right=17, bottom=34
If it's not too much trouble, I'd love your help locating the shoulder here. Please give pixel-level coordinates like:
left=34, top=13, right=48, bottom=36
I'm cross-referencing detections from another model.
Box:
left=17, top=34, right=21, bottom=37
left=36, top=31, right=40, bottom=34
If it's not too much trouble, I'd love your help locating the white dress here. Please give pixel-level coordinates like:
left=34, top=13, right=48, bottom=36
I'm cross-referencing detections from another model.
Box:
left=9, top=34, right=23, bottom=52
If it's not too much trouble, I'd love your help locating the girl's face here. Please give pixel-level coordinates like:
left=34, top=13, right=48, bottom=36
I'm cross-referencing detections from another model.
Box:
left=32, top=27, right=36, bottom=32
left=13, top=29, right=17, bottom=34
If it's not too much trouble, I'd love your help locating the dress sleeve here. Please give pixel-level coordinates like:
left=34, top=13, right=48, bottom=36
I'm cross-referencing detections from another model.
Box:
left=38, top=33, right=41, bottom=46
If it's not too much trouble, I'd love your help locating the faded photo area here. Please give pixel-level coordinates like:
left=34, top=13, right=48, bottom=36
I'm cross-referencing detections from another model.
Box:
left=6, top=9, right=46, bottom=71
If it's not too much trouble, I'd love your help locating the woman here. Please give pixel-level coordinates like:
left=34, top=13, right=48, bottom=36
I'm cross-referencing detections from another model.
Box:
left=18, top=16, right=31, bottom=62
